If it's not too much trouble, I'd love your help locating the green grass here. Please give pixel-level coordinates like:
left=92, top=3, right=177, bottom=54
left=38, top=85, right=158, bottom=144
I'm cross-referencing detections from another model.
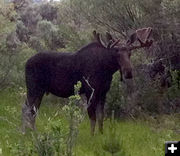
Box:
left=0, top=88, right=179, bottom=156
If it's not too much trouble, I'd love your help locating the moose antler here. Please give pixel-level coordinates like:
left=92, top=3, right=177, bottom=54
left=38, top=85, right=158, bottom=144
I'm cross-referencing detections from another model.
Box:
left=93, top=28, right=153, bottom=50
left=128, top=40, right=153, bottom=51
left=105, top=32, right=121, bottom=48
left=110, top=39, right=121, bottom=48
left=126, top=27, right=153, bottom=51
left=126, top=27, right=152, bottom=45
left=136, top=27, right=152, bottom=44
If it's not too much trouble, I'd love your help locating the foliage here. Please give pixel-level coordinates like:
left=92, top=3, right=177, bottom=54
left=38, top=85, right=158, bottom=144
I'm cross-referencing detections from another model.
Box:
left=0, top=89, right=179, bottom=156
left=37, top=20, right=64, bottom=50
left=29, top=36, right=44, bottom=51
left=62, top=81, right=84, bottom=156
left=102, top=111, right=125, bottom=156
left=6, top=81, right=85, bottom=156
left=0, top=9, right=17, bottom=90
left=31, top=82, right=84, bottom=156
left=39, top=2, right=58, bottom=21
left=16, top=20, right=29, bottom=42
left=32, top=121, right=66, bottom=156
left=106, top=73, right=125, bottom=118
left=20, top=4, right=42, bottom=34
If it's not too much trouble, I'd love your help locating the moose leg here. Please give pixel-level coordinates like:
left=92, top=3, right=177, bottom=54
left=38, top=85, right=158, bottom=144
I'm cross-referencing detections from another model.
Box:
left=87, top=93, right=99, bottom=136
left=87, top=95, right=97, bottom=136
left=96, top=97, right=105, bottom=134
left=87, top=107, right=96, bottom=136
left=82, top=76, right=100, bottom=135
left=22, top=91, right=44, bottom=133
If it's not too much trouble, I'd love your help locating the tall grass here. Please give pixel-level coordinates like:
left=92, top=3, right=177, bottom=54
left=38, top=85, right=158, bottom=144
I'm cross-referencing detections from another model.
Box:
left=0, top=88, right=179, bottom=156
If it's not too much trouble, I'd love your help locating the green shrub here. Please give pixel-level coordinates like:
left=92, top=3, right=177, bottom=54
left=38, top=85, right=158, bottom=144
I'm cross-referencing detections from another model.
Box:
left=102, top=111, right=126, bottom=156
left=106, top=72, right=126, bottom=118
left=62, top=81, right=85, bottom=156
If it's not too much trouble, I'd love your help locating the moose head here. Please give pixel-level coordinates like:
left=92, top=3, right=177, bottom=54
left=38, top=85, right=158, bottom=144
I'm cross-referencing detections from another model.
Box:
left=93, top=27, right=153, bottom=81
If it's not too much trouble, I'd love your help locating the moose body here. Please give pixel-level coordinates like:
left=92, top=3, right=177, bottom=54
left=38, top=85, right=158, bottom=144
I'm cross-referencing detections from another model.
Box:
left=23, top=42, right=122, bottom=134
left=25, top=42, right=120, bottom=99
left=22, top=29, right=153, bottom=134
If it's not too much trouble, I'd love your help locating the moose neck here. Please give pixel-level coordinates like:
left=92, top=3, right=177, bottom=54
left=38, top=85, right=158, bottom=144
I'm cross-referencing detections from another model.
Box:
left=101, top=48, right=120, bottom=74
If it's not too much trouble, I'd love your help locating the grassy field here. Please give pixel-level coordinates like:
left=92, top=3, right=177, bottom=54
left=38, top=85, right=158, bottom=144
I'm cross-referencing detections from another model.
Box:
left=0, top=88, right=179, bottom=156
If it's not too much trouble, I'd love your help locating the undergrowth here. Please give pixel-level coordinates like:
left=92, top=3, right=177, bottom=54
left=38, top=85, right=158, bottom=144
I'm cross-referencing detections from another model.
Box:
left=0, top=88, right=179, bottom=156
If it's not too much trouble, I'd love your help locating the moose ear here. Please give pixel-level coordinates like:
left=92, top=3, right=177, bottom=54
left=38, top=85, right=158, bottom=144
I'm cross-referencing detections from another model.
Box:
left=92, top=30, right=107, bottom=48
left=136, top=27, right=152, bottom=44
left=92, top=30, right=102, bottom=43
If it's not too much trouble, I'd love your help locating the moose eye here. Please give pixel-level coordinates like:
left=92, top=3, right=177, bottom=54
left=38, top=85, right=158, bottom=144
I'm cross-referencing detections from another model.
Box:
left=112, top=48, right=119, bottom=56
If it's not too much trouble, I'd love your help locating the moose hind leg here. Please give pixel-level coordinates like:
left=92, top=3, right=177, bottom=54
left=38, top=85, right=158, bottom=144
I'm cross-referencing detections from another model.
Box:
left=22, top=93, right=44, bottom=133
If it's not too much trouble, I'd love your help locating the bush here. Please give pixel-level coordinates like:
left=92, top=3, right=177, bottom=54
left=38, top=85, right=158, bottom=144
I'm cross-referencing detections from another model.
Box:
left=106, top=72, right=125, bottom=118
left=39, top=3, right=58, bottom=22
left=102, top=111, right=126, bottom=156
left=16, top=20, right=29, bottom=42
left=62, top=81, right=85, bottom=156
left=37, top=20, right=64, bottom=50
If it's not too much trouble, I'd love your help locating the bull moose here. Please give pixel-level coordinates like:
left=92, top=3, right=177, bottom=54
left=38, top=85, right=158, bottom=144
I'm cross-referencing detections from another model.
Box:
left=22, top=28, right=153, bottom=135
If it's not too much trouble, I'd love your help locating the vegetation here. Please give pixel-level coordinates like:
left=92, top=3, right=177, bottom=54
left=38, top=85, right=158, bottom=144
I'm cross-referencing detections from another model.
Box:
left=0, top=89, right=179, bottom=156
left=0, top=0, right=180, bottom=155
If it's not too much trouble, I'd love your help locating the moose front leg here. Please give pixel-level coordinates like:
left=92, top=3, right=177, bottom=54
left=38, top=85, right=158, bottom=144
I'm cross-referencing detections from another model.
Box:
left=96, top=98, right=105, bottom=134
left=83, top=76, right=97, bottom=135
left=96, top=105, right=104, bottom=134
left=87, top=95, right=104, bottom=135
left=87, top=103, right=97, bottom=136
left=86, top=89, right=98, bottom=135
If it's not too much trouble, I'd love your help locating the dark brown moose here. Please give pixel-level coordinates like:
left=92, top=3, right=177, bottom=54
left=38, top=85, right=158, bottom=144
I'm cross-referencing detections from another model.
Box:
left=22, top=28, right=153, bottom=135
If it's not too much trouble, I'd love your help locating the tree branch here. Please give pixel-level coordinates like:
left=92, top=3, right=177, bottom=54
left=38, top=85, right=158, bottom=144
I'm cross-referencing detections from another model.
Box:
left=83, top=77, right=94, bottom=107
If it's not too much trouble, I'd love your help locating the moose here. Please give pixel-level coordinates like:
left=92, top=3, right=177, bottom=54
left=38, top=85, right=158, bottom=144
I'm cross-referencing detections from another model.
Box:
left=22, top=28, right=153, bottom=135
